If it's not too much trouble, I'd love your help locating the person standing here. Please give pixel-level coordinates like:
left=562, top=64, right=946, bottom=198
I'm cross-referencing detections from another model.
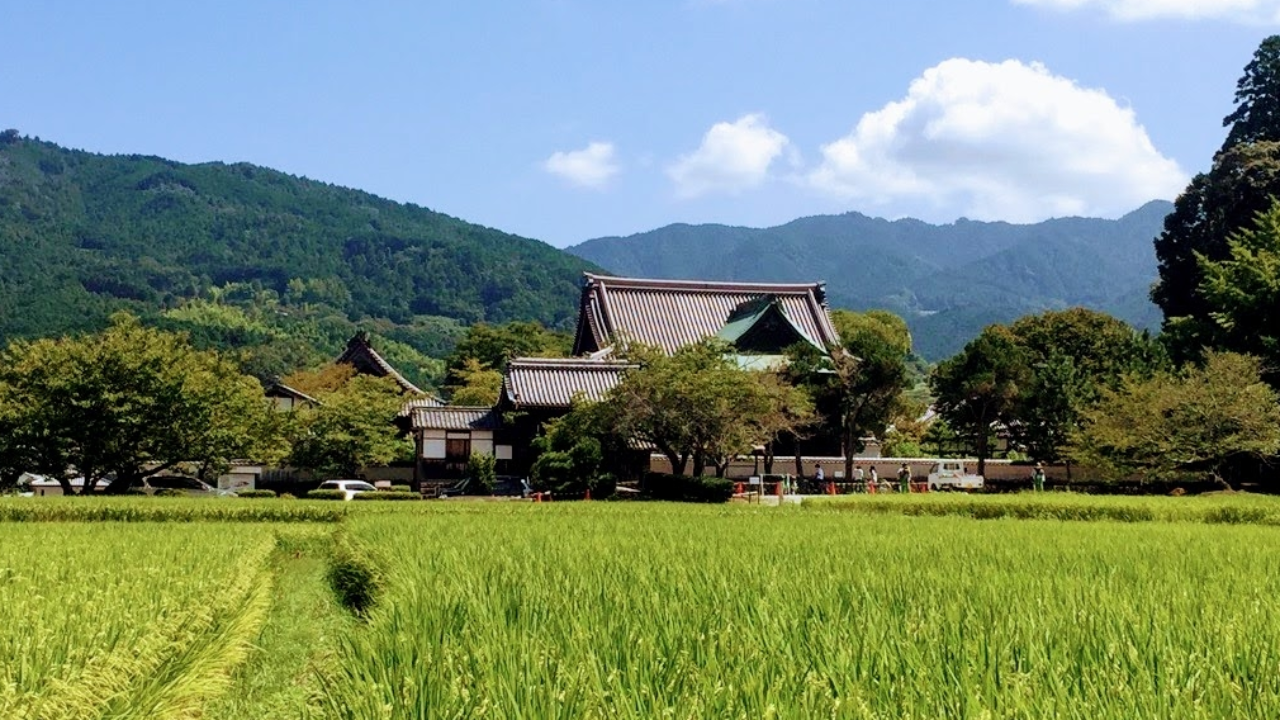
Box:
left=898, top=463, right=911, bottom=494
left=815, top=462, right=825, bottom=493
left=1033, top=464, right=1046, bottom=492
left=854, top=465, right=866, bottom=492
left=869, top=466, right=879, bottom=491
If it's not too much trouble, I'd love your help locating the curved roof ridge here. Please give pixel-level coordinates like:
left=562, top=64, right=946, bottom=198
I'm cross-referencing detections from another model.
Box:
left=584, top=272, right=826, bottom=294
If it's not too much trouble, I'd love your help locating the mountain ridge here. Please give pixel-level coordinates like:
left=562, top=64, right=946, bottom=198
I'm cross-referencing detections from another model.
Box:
left=569, top=200, right=1172, bottom=360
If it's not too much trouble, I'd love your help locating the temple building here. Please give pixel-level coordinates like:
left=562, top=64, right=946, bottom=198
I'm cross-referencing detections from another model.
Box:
left=403, top=273, right=842, bottom=487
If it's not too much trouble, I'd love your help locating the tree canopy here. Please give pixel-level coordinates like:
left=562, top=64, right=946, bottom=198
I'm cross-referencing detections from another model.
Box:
left=1198, top=200, right=1280, bottom=387
left=929, top=325, right=1030, bottom=477
left=604, top=340, right=813, bottom=477
left=0, top=314, right=277, bottom=494
left=1155, top=36, right=1280, bottom=361
left=284, top=375, right=412, bottom=479
left=1069, top=352, right=1280, bottom=486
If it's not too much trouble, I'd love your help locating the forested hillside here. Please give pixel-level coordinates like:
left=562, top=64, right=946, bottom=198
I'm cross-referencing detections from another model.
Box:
left=571, top=202, right=1171, bottom=360
left=0, top=132, right=598, bottom=388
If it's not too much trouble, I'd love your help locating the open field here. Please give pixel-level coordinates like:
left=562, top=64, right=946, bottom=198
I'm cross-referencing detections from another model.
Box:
left=3, top=495, right=1280, bottom=718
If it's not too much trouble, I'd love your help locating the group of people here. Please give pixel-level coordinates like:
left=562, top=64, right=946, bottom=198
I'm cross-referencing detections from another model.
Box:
left=813, top=462, right=914, bottom=493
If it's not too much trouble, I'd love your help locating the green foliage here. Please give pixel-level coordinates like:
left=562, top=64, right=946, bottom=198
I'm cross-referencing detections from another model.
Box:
left=444, top=321, right=571, bottom=383
left=305, top=490, right=349, bottom=501
left=285, top=375, right=412, bottom=479
left=1198, top=200, right=1280, bottom=386
left=466, top=452, right=497, bottom=495
left=444, top=357, right=504, bottom=406
left=530, top=404, right=615, bottom=497
left=1005, top=308, right=1168, bottom=463
left=930, top=325, right=1030, bottom=476
left=0, top=135, right=595, bottom=383
left=1155, top=38, right=1280, bottom=361
left=641, top=473, right=735, bottom=503
left=795, top=309, right=912, bottom=477
left=607, top=340, right=813, bottom=476
left=1070, top=352, right=1280, bottom=485
left=235, top=489, right=278, bottom=498
left=1222, top=36, right=1280, bottom=149
left=0, top=314, right=279, bottom=494
left=326, top=531, right=384, bottom=617
left=351, top=491, right=419, bottom=501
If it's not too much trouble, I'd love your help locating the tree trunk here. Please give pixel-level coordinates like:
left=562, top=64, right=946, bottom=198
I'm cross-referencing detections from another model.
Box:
left=692, top=454, right=705, bottom=478
left=976, top=434, right=988, bottom=478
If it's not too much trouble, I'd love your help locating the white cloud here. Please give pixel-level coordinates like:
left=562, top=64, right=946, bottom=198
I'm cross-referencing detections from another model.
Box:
left=808, top=58, right=1187, bottom=222
left=667, top=114, right=790, bottom=198
left=1012, top=0, right=1280, bottom=23
left=544, top=142, right=619, bottom=189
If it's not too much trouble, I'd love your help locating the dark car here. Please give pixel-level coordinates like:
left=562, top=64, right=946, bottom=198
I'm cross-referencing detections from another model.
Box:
left=138, top=475, right=231, bottom=496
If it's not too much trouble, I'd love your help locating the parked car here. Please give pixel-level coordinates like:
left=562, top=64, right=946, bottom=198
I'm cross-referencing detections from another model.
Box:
left=316, top=479, right=378, bottom=501
left=137, top=475, right=232, bottom=496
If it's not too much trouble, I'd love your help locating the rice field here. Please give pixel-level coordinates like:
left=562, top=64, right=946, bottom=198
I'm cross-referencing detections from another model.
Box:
left=4, top=495, right=1280, bottom=718
left=0, top=523, right=277, bottom=719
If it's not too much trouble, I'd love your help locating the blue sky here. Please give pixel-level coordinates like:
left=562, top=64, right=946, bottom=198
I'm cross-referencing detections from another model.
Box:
left=2, top=1, right=1275, bottom=247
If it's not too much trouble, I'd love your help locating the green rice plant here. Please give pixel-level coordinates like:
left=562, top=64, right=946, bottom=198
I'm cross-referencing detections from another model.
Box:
left=0, top=497, right=346, bottom=523
left=804, top=491, right=1280, bottom=525
left=0, top=524, right=277, bottom=718
left=316, top=504, right=1280, bottom=719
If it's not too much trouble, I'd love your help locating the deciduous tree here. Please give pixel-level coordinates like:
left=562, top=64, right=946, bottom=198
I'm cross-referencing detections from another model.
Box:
left=285, top=375, right=411, bottom=478
left=0, top=314, right=276, bottom=494
left=930, top=326, right=1030, bottom=477
left=1069, top=352, right=1280, bottom=486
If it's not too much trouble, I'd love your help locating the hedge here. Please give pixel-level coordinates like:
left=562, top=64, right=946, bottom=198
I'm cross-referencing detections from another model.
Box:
left=305, top=489, right=348, bottom=501
left=353, top=491, right=420, bottom=501
left=235, top=489, right=278, bottom=498
left=642, top=473, right=735, bottom=503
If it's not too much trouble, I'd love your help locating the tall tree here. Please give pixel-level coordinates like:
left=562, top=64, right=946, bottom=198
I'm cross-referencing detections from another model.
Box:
left=790, top=309, right=912, bottom=480
left=1198, top=200, right=1280, bottom=386
left=1222, top=36, right=1280, bottom=150
left=929, top=326, right=1030, bottom=477
left=444, top=357, right=504, bottom=406
left=1006, top=308, right=1167, bottom=465
left=0, top=314, right=276, bottom=494
left=444, top=321, right=572, bottom=385
left=1155, top=36, right=1280, bottom=361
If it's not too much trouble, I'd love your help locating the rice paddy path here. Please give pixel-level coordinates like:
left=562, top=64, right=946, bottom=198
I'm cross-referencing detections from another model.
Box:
left=204, top=528, right=353, bottom=720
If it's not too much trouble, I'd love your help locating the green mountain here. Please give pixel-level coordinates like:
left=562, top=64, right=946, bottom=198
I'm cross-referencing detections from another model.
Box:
left=0, top=132, right=598, bottom=388
left=569, top=201, right=1172, bottom=360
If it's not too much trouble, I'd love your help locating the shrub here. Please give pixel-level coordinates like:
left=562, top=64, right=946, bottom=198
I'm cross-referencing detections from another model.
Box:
left=235, top=489, right=277, bottom=498
left=306, top=489, right=348, bottom=501
left=388, top=484, right=413, bottom=493
left=353, top=491, right=419, bottom=501
left=154, top=488, right=188, bottom=497
left=468, top=453, right=497, bottom=495
left=642, top=473, right=735, bottom=503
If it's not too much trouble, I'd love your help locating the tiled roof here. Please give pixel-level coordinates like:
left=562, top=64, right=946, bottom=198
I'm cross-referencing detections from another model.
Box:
left=572, top=274, right=841, bottom=356
left=398, top=396, right=448, bottom=418
left=336, top=332, right=425, bottom=395
left=263, top=381, right=320, bottom=406
left=503, top=357, right=633, bottom=409
left=409, top=406, right=501, bottom=431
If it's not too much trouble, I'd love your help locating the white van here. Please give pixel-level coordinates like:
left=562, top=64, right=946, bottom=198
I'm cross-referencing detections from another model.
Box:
left=926, top=461, right=984, bottom=490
